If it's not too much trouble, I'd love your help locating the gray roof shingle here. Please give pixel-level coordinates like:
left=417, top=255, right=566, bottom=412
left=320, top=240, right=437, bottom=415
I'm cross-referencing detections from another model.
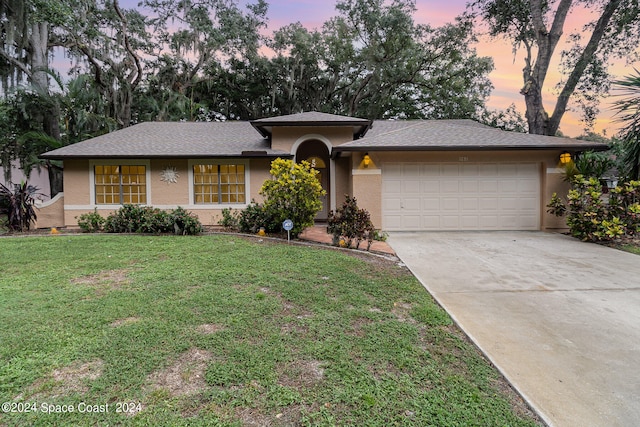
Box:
left=40, top=116, right=609, bottom=160
left=251, top=111, right=371, bottom=124
left=41, top=122, right=290, bottom=159
left=251, top=112, right=372, bottom=139
left=337, top=119, right=608, bottom=151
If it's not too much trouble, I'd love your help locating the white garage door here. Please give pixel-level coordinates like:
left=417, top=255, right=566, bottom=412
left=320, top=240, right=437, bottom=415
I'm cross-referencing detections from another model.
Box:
left=382, top=163, right=540, bottom=231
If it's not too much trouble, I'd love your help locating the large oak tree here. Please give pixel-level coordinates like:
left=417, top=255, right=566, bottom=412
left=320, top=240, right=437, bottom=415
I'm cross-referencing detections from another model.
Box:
left=470, top=0, right=640, bottom=135
left=196, top=0, right=493, bottom=121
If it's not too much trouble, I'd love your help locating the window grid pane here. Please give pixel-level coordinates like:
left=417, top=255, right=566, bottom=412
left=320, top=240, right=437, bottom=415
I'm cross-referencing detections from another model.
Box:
left=193, top=164, right=245, bottom=205
left=95, top=165, right=146, bottom=205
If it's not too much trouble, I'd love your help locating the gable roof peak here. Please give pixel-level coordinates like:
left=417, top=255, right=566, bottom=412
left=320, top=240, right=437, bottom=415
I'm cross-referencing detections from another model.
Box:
left=250, top=111, right=373, bottom=139
left=251, top=111, right=370, bottom=124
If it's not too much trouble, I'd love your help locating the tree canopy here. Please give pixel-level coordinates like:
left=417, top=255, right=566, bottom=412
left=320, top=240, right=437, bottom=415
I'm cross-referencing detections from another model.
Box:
left=468, top=0, right=640, bottom=136
left=613, top=70, right=640, bottom=180
left=0, top=0, right=497, bottom=188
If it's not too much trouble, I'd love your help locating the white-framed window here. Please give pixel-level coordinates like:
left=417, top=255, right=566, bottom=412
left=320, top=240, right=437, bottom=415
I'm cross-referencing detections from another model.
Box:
left=189, top=160, right=248, bottom=205
left=91, top=161, right=150, bottom=205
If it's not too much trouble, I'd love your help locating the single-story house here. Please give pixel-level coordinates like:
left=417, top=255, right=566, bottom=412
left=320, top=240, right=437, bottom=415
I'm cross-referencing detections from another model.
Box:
left=39, top=111, right=608, bottom=231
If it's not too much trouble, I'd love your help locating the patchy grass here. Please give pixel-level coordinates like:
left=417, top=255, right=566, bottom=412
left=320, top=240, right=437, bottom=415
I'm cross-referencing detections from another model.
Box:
left=620, top=243, right=640, bottom=255
left=0, top=235, right=542, bottom=426
left=604, top=237, right=640, bottom=255
left=0, top=214, right=7, bottom=234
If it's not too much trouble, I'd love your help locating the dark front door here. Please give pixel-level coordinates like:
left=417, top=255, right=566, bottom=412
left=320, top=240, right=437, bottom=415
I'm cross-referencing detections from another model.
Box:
left=308, top=157, right=328, bottom=220
left=296, top=140, right=331, bottom=222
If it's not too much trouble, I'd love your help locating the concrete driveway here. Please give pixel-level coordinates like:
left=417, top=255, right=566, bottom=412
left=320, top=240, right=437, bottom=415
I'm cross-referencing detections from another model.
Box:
left=387, top=232, right=640, bottom=427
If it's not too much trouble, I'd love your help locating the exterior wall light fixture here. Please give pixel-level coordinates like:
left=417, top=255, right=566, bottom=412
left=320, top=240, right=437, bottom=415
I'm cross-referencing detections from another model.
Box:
left=560, top=152, right=572, bottom=165
left=363, top=153, right=371, bottom=168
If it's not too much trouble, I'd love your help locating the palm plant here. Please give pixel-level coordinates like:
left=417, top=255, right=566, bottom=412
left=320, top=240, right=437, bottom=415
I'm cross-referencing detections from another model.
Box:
left=0, top=182, right=40, bottom=232
left=613, top=69, right=640, bottom=181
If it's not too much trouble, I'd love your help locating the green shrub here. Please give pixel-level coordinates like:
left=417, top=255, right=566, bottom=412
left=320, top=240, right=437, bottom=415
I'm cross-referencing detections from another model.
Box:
left=170, top=207, right=203, bottom=235
left=260, top=158, right=325, bottom=237
left=609, top=180, right=640, bottom=233
left=566, top=177, right=606, bottom=240
left=0, top=214, right=7, bottom=233
left=76, top=209, right=105, bottom=232
left=239, top=201, right=278, bottom=234
left=103, top=204, right=202, bottom=235
left=546, top=193, right=567, bottom=217
left=548, top=176, right=640, bottom=241
left=219, top=208, right=240, bottom=230
left=104, top=204, right=149, bottom=233
left=150, top=209, right=174, bottom=233
left=328, top=196, right=376, bottom=250
left=371, top=229, right=389, bottom=242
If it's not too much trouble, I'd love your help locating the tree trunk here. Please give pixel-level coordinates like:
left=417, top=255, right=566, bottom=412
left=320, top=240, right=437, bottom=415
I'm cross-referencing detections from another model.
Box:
left=524, top=0, right=572, bottom=135
left=522, top=79, right=550, bottom=135
left=29, top=22, right=49, bottom=93
left=524, top=0, right=623, bottom=135
left=29, top=22, right=62, bottom=140
left=120, top=87, right=132, bottom=128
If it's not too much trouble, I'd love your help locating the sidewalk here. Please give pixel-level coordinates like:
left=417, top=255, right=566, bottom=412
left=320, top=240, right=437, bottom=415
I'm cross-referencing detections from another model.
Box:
left=298, top=226, right=396, bottom=256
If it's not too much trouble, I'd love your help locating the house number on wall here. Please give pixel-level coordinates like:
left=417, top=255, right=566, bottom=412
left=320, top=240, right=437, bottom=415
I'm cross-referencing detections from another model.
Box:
left=459, top=156, right=469, bottom=162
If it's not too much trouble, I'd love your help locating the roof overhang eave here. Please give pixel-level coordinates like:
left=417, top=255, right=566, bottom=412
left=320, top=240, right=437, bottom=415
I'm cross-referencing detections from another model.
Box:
left=250, top=120, right=373, bottom=139
left=333, top=144, right=610, bottom=154
left=39, top=153, right=294, bottom=160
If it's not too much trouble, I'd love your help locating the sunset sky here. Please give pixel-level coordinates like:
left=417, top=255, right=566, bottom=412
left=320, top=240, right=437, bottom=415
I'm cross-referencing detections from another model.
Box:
left=120, top=0, right=636, bottom=137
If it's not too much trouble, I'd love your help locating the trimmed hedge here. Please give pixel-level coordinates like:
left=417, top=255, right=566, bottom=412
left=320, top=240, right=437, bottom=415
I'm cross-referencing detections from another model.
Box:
left=77, top=205, right=202, bottom=235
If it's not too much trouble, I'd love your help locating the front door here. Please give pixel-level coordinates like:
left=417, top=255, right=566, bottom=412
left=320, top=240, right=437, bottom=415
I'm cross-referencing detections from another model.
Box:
left=296, top=140, right=331, bottom=222
left=307, top=156, right=328, bottom=220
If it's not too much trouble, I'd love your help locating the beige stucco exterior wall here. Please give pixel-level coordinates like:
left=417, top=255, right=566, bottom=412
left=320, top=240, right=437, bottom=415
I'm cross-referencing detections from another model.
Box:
left=63, top=159, right=90, bottom=206
left=34, top=193, right=65, bottom=228
left=543, top=170, right=571, bottom=231
left=352, top=171, right=383, bottom=228
left=62, top=159, right=94, bottom=226
left=150, top=159, right=189, bottom=206
left=271, top=127, right=355, bottom=153
left=334, top=156, right=352, bottom=206
left=248, top=158, right=272, bottom=202
left=348, top=150, right=570, bottom=231
left=59, top=157, right=274, bottom=227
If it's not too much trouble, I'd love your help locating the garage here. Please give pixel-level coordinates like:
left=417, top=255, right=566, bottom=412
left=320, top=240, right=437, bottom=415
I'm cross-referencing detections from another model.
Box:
left=381, top=162, right=540, bottom=231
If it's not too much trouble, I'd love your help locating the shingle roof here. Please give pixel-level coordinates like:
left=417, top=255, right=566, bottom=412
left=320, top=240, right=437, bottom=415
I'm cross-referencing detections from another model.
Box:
left=41, top=122, right=290, bottom=159
left=252, top=111, right=371, bottom=124
left=251, top=112, right=372, bottom=138
left=40, top=116, right=609, bottom=160
left=336, top=119, right=609, bottom=151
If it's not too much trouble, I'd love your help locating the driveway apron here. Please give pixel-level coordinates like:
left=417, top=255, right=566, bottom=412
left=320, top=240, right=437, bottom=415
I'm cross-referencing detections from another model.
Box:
left=388, top=232, right=640, bottom=427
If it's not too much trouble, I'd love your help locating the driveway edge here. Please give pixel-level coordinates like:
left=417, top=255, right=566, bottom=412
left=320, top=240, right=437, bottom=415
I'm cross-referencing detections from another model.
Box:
left=398, top=255, right=552, bottom=427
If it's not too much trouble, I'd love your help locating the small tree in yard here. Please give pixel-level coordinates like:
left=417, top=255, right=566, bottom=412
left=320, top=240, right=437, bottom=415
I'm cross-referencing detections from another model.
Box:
left=328, top=196, right=376, bottom=250
left=260, top=158, right=325, bottom=237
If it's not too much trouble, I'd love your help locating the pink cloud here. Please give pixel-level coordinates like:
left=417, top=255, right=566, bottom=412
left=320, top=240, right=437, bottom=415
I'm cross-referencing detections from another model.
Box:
left=414, top=0, right=468, bottom=27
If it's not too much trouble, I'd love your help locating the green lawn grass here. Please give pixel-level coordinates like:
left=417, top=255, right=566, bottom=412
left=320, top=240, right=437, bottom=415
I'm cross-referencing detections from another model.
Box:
left=621, top=244, right=640, bottom=255
left=0, top=235, right=541, bottom=426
